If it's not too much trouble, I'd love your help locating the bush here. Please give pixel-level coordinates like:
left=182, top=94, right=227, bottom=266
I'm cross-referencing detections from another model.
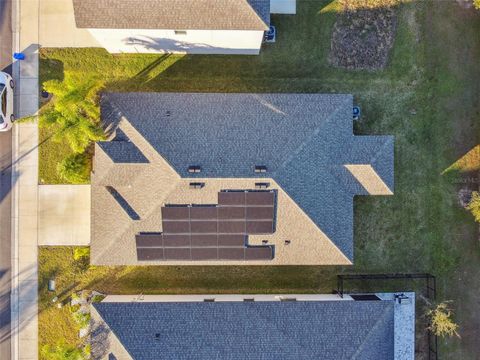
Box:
left=466, top=191, right=480, bottom=222
left=426, top=302, right=460, bottom=338
left=40, top=342, right=86, bottom=360
left=57, top=154, right=90, bottom=184
left=72, top=311, right=91, bottom=329
left=73, top=247, right=90, bottom=261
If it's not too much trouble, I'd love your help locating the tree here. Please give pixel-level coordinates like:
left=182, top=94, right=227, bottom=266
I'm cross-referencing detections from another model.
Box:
left=474, top=0, right=480, bottom=10
left=40, top=343, right=85, bottom=360
left=41, top=71, right=105, bottom=154
left=466, top=191, right=480, bottom=222
left=56, top=153, right=90, bottom=184
left=426, top=302, right=460, bottom=338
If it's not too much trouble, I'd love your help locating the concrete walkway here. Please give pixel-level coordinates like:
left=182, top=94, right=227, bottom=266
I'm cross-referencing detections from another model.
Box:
left=11, top=0, right=39, bottom=358
left=38, top=185, right=91, bottom=246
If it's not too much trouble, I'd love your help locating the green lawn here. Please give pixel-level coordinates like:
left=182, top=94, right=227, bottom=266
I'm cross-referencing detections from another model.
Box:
left=39, top=1, right=480, bottom=359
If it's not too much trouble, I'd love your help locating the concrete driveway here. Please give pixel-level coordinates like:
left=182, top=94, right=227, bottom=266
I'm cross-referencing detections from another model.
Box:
left=39, top=0, right=100, bottom=47
left=38, top=185, right=90, bottom=246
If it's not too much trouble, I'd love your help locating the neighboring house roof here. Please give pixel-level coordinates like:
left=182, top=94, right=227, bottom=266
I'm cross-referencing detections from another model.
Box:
left=93, top=93, right=394, bottom=262
left=91, top=300, right=395, bottom=360
left=72, top=0, right=270, bottom=31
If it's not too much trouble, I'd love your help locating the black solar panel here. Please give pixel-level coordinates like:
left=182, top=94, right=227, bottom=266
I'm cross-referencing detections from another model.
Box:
left=191, top=234, right=218, bottom=247
left=190, top=206, right=217, bottom=220
left=218, top=206, right=246, bottom=219
left=218, top=247, right=245, bottom=260
left=165, top=248, right=191, bottom=260
left=191, top=248, right=218, bottom=260
left=162, top=221, right=190, bottom=233
left=163, top=234, right=190, bottom=247
left=246, top=221, right=274, bottom=234
left=218, top=192, right=245, bottom=206
left=136, top=190, right=276, bottom=261
left=162, top=206, right=190, bottom=220
left=218, top=235, right=246, bottom=247
left=136, top=234, right=162, bottom=247
left=137, top=248, right=164, bottom=261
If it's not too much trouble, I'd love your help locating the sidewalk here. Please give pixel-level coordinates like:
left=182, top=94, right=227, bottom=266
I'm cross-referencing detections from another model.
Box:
left=11, top=0, right=39, bottom=359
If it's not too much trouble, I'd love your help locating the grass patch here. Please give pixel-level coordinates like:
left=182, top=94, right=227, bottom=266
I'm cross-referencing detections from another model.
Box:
left=38, top=0, right=480, bottom=358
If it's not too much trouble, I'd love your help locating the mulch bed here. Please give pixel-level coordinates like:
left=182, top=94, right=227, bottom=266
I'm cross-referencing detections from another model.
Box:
left=329, top=8, right=397, bottom=70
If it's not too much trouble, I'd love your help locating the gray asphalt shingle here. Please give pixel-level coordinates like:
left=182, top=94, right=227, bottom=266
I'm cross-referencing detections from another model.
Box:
left=97, top=141, right=149, bottom=164
left=93, top=300, right=395, bottom=360
left=99, top=93, right=394, bottom=260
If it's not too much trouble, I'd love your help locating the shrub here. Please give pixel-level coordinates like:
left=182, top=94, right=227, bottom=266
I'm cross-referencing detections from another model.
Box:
left=72, top=311, right=91, bottom=329
left=41, top=71, right=105, bottom=154
left=57, top=154, right=90, bottom=184
left=73, top=247, right=90, bottom=261
left=466, top=191, right=480, bottom=222
left=40, top=342, right=86, bottom=360
left=426, top=302, right=460, bottom=338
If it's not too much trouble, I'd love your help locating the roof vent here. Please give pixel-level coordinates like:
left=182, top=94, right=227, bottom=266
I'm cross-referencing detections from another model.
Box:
left=189, top=182, right=205, bottom=189
left=188, top=165, right=201, bottom=173
left=255, top=182, right=270, bottom=189
left=155, top=333, right=161, bottom=340
left=394, top=293, right=411, bottom=305
left=254, top=165, right=267, bottom=173
left=166, top=110, right=171, bottom=117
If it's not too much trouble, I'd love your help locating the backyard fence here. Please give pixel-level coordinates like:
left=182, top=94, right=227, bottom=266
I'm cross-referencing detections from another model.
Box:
left=335, top=273, right=438, bottom=360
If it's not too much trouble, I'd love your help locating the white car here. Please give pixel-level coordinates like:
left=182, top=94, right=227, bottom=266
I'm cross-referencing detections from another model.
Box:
left=0, top=72, right=15, bottom=131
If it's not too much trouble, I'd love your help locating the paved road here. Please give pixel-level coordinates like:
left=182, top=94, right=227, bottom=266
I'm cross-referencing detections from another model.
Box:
left=0, top=0, right=13, bottom=358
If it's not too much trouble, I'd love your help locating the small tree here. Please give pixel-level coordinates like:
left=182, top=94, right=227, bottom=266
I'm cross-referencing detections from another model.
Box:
left=426, top=302, right=460, bottom=338
left=57, top=153, right=90, bottom=184
left=466, top=191, right=480, bottom=222
left=40, top=343, right=85, bottom=360
left=41, top=71, right=105, bottom=154
left=474, top=0, right=480, bottom=10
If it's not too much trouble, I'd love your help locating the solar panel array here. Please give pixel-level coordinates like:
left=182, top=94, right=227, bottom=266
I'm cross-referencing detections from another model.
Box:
left=136, top=190, right=275, bottom=261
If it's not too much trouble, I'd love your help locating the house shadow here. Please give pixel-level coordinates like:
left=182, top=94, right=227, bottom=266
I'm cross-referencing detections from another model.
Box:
left=122, top=36, right=260, bottom=55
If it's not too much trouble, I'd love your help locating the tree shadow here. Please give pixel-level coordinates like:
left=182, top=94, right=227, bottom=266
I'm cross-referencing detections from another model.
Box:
left=106, top=53, right=172, bottom=91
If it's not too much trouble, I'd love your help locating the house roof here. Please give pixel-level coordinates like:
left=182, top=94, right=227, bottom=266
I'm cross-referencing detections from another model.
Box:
left=97, top=141, right=149, bottom=164
left=72, top=0, right=270, bottom=31
left=96, top=93, right=394, bottom=261
left=92, top=300, right=395, bottom=360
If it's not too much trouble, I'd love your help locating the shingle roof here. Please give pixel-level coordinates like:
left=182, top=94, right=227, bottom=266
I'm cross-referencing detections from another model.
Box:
left=72, top=0, right=270, bottom=31
left=99, top=93, right=394, bottom=260
left=97, top=141, right=149, bottom=164
left=92, top=300, right=395, bottom=360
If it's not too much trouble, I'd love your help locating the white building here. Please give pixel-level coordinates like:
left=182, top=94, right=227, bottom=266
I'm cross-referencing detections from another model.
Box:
left=71, top=0, right=296, bottom=55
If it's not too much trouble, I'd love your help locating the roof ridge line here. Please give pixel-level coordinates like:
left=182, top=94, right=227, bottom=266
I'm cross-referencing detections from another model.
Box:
left=92, top=304, right=137, bottom=360
left=357, top=135, right=394, bottom=165
left=244, top=0, right=270, bottom=29
left=351, top=302, right=394, bottom=359
left=272, top=97, right=352, bottom=179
